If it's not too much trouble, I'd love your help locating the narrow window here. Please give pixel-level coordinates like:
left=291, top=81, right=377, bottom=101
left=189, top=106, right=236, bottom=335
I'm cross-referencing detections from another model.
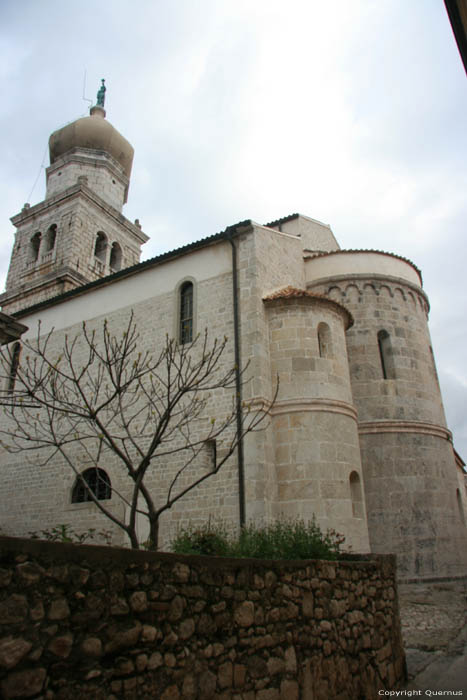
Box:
left=45, top=224, right=57, bottom=252
left=30, top=232, right=41, bottom=262
left=457, top=489, right=466, bottom=526
left=349, top=471, right=364, bottom=518
left=205, top=439, right=217, bottom=473
left=72, top=468, right=111, bottom=503
left=377, top=329, right=395, bottom=379
left=179, top=282, right=194, bottom=344
left=94, top=232, right=107, bottom=263
left=109, top=242, right=122, bottom=272
left=7, top=342, right=21, bottom=394
left=317, top=322, right=332, bottom=358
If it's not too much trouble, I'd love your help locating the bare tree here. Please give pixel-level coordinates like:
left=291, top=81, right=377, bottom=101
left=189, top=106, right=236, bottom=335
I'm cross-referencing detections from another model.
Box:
left=0, top=314, right=276, bottom=549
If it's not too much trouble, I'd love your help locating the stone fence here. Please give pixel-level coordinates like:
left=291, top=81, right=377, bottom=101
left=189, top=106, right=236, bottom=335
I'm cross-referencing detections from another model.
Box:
left=0, top=536, right=406, bottom=699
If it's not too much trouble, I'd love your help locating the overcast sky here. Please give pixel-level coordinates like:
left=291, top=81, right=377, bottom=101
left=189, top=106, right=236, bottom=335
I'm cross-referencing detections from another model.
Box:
left=1, top=0, right=466, bottom=456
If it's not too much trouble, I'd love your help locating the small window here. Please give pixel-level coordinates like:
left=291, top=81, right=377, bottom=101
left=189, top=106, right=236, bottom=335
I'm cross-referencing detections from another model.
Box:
left=72, top=468, right=111, bottom=503
left=457, top=489, right=466, bottom=526
left=94, top=232, right=107, bottom=263
left=204, top=440, right=217, bottom=472
left=350, top=471, right=364, bottom=518
left=179, top=281, right=194, bottom=344
left=317, top=322, right=332, bottom=358
left=377, top=329, right=395, bottom=379
left=7, top=342, right=21, bottom=394
left=109, top=242, right=122, bottom=272
left=45, top=224, right=57, bottom=252
left=30, top=232, right=41, bottom=262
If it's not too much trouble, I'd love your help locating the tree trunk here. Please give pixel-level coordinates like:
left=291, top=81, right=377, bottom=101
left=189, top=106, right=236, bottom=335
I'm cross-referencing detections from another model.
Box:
left=148, top=517, right=160, bottom=551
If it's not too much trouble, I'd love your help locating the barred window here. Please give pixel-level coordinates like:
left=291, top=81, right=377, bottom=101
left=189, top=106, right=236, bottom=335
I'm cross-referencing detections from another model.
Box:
left=179, top=281, right=194, bottom=344
left=71, top=468, right=111, bottom=503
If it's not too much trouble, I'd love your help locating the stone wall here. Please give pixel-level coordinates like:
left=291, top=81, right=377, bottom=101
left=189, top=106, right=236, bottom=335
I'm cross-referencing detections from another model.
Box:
left=307, top=264, right=467, bottom=579
left=0, top=536, right=406, bottom=699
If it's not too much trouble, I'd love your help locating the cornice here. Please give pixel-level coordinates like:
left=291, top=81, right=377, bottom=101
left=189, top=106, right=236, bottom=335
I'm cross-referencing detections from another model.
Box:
left=10, top=184, right=148, bottom=244
left=268, top=397, right=358, bottom=421
left=358, top=420, right=452, bottom=441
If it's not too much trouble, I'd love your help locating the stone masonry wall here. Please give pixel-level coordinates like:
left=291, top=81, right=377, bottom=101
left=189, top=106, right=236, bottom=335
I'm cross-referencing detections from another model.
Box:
left=0, top=536, right=406, bottom=699
left=0, top=268, right=240, bottom=550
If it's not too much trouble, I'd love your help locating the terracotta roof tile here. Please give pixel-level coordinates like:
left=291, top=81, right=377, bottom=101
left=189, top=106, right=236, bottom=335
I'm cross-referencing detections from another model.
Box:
left=263, top=286, right=326, bottom=301
left=263, top=286, right=353, bottom=328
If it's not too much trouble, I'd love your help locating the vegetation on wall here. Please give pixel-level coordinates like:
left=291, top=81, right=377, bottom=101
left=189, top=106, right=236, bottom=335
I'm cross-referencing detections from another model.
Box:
left=171, top=517, right=346, bottom=561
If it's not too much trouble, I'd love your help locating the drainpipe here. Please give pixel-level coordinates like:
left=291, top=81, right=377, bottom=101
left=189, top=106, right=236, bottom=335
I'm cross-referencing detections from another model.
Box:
left=227, top=230, right=246, bottom=528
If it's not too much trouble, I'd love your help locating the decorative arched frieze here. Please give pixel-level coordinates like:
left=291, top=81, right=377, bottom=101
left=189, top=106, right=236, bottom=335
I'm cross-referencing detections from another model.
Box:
left=343, top=284, right=361, bottom=304
left=379, top=284, right=393, bottom=299
left=310, top=277, right=429, bottom=315
left=363, top=282, right=378, bottom=296
left=394, top=287, right=406, bottom=302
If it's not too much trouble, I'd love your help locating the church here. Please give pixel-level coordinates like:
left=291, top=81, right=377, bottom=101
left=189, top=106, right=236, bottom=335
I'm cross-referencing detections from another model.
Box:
left=1, top=85, right=466, bottom=580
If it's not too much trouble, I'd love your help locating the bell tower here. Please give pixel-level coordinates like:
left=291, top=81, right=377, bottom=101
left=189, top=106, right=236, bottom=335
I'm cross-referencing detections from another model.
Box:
left=0, top=80, right=149, bottom=314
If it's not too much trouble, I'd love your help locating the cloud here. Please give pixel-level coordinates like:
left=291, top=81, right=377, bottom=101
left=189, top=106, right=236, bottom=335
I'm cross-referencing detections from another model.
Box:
left=0, top=0, right=466, bottom=454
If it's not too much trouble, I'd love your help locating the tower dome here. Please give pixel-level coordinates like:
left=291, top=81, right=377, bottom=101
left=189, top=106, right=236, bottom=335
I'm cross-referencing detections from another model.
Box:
left=48, top=105, right=134, bottom=178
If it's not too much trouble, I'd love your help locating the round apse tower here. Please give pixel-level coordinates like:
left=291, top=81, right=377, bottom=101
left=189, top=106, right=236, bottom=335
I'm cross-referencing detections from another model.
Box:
left=305, top=250, right=467, bottom=579
left=264, top=287, right=370, bottom=553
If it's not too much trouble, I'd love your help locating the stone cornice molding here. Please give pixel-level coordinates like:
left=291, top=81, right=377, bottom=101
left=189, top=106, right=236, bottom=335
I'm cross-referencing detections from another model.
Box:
left=46, top=148, right=129, bottom=187
left=10, top=184, right=148, bottom=244
left=248, top=396, right=358, bottom=421
left=0, top=266, right=90, bottom=308
left=358, top=420, right=452, bottom=441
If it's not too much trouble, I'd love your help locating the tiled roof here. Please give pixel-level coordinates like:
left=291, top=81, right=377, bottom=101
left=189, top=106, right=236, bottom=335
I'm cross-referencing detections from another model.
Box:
left=263, top=213, right=299, bottom=229
left=263, top=286, right=325, bottom=301
left=263, top=286, right=353, bottom=328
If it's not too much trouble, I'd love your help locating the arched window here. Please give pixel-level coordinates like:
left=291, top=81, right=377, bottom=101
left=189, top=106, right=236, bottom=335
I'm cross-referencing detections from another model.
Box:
left=45, top=224, right=57, bottom=252
left=7, top=342, right=21, bottom=394
left=109, top=242, right=122, bottom=272
left=94, top=232, right=107, bottom=263
left=30, top=232, right=41, bottom=262
left=457, top=489, right=466, bottom=526
left=377, top=329, right=395, bottom=379
left=179, top=281, right=194, bottom=344
left=317, top=322, right=332, bottom=358
left=71, top=468, right=111, bottom=503
left=349, top=471, right=364, bottom=518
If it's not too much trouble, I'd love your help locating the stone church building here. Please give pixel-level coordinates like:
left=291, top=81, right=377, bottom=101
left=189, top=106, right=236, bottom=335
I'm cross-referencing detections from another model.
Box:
left=1, top=94, right=466, bottom=580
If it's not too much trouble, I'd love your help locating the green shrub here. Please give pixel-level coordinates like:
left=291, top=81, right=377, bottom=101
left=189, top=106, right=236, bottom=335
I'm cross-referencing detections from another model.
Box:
left=171, top=517, right=344, bottom=561
left=29, top=524, right=113, bottom=545
left=171, top=521, right=231, bottom=556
